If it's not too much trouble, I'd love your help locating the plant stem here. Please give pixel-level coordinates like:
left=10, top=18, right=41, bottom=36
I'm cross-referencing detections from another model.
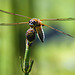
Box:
left=24, top=39, right=31, bottom=75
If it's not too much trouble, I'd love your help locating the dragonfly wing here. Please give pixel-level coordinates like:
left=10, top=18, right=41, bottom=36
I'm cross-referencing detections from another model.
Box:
left=0, top=10, right=32, bottom=19
left=42, top=23, right=74, bottom=38
left=0, top=22, right=29, bottom=25
left=40, top=18, right=75, bottom=21
left=35, top=26, right=45, bottom=42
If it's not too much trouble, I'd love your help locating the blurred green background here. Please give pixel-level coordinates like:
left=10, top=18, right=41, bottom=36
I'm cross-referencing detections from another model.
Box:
left=0, top=0, right=75, bottom=75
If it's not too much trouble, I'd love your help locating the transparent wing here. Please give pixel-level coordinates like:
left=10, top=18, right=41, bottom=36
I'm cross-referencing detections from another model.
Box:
left=40, top=18, right=75, bottom=21
left=42, top=23, right=74, bottom=38
left=0, top=22, right=29, bottom=26
left=0, top=10, right=32, bottom=19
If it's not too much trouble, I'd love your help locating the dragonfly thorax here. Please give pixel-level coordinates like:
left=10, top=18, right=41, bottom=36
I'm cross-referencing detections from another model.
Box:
left=29, top=18, right=41, bottom=27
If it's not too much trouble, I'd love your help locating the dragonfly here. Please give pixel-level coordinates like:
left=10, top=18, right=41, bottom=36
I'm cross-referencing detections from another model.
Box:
left=0, top=10, right=75, bottom=42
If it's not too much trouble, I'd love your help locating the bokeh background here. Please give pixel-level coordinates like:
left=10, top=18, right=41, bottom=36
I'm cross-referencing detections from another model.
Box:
left=0, top=0, right=75, bottom=75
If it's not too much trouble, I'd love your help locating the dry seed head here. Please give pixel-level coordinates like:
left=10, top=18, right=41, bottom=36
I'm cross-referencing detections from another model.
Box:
left=26, top=28, right=35, bottom=42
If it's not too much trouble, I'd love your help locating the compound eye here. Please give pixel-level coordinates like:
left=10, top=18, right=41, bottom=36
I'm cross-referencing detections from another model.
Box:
left=32, top=21, right=38, bottom=25
left=32, top=21, right=36, bottom=24
left=29, top=20, right=33, bottom=25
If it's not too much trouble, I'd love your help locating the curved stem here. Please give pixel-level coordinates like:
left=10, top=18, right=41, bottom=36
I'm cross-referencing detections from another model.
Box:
left=24, top=39, right=31, bottom=75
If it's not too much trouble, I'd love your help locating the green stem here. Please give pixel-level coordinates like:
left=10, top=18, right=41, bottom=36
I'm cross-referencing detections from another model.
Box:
left=24, top=39, right=31, bottom=75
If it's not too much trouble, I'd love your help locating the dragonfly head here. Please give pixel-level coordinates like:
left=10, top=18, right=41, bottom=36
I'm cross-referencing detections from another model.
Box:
left=29, top=18, right=41, bottom=27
